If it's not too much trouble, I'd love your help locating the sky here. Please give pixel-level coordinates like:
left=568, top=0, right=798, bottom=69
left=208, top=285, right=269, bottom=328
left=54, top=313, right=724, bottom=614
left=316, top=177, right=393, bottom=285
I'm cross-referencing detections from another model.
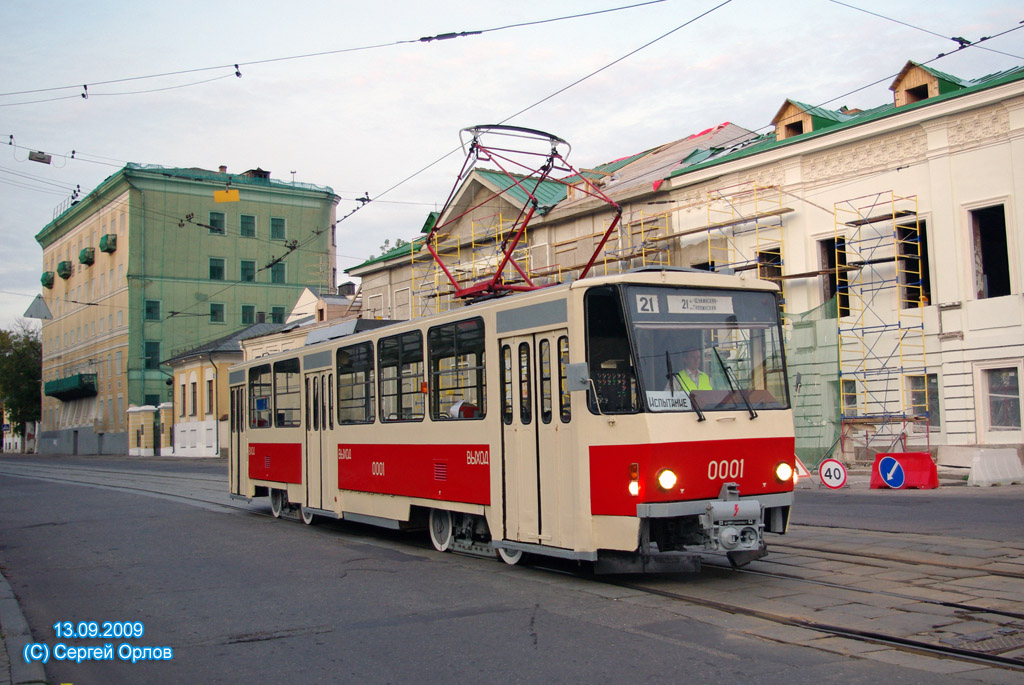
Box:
left=1, top=0, right=1021, bottom=331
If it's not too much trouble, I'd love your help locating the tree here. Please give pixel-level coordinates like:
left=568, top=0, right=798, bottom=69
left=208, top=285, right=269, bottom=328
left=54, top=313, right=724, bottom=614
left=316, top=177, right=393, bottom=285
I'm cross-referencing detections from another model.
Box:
left=0, top=321, right=42, bottom=436
left=376, top=237, right=410, bottom=258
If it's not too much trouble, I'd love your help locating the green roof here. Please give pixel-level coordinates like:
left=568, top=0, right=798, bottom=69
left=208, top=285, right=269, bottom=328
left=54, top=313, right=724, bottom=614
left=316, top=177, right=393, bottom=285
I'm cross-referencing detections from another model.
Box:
left=670, top=65, right=1024, bottom=181
left=475, top=169, right=567, bottom=207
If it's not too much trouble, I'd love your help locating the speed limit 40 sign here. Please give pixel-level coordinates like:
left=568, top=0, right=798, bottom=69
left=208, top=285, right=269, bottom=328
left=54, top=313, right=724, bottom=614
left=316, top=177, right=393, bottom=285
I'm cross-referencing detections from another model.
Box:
left=818, top=458, right=848, bottom=489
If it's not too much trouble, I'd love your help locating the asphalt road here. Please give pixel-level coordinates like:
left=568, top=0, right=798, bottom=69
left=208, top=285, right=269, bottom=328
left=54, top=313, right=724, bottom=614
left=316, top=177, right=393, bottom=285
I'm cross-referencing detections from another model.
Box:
left=2, top=456, right=1018, bottom=683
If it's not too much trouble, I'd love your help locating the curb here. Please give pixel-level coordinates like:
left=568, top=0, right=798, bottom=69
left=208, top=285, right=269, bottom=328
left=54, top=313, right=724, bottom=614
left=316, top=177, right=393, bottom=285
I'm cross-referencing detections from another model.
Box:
left=0, top=569, right=46, bottom=685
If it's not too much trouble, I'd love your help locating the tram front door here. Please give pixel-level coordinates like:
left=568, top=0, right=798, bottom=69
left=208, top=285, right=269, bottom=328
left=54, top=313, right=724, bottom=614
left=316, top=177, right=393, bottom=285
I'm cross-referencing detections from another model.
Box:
left=304, top=370, right=332, bottom=511
left=500, top=329, right=572, bottom=549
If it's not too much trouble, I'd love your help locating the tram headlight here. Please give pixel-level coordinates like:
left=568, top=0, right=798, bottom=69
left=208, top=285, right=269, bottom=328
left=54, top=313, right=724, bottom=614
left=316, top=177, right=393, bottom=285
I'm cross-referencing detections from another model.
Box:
left=656, top=468, right=678, bottom=491
left=774, top=462, right=794, bottom=483
left=628, top=462, right=640, bottom=497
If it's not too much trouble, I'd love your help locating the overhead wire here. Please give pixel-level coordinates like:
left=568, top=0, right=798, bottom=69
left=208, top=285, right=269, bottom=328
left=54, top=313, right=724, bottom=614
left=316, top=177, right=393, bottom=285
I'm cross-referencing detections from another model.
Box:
left=0, top=1, right=669, bottom=100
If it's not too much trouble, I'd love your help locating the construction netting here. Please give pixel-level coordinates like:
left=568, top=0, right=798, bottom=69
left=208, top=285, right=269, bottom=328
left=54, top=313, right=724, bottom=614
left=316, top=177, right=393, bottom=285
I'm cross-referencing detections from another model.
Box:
left=786, top=297, right=841, bottom=469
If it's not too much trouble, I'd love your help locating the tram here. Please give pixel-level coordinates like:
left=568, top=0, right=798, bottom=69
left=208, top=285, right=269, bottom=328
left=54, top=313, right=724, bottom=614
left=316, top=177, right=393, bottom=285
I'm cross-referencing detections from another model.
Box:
left=228, top=267, right=795, bottom=572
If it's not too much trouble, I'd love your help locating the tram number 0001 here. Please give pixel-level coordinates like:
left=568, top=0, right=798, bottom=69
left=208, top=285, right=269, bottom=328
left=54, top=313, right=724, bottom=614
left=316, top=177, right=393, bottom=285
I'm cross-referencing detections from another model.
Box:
left=371, top=461, right=385, bottom=477
left=708, top=459, right=744, bottom=480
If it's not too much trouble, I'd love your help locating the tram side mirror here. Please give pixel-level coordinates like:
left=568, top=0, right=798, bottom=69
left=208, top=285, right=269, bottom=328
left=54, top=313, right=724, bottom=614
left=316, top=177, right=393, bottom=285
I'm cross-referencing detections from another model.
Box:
left=566, top=363, right=591, bottom=392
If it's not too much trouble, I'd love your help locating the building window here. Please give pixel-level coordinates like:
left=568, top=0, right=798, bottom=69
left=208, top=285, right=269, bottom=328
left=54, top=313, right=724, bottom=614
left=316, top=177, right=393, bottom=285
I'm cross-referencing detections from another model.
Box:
left=206, top=379, right=214, bottom=415
left=209, top=258, right=225, bottom=281
left=240, top=260, right=256, bottom=282
left=241, top=305, right=255, bottom=325
left=180, top=384, right=186, bottom=417
left=270, top=263, right=285, bottom=284
left=240, top=214, right=256, bottom=238
left=270, top=217, right=286, bottom=240
left=985, top=368, right=1021, bottom=432
left=820, top=237, right=850, bottom=317
left=270, top=306, right=285, bottom=324
left=906, top=373, right=939, bottom=428
left=209, top=211, right=226, bottom=235
left=971, top=205, right=1011, bottom=299
left=210, top=302, right=225, bottom=323
left=144, top=299, right=161, bottom=321
left=841, top=378, right=858, bottom=417
left=144, top=341, right=161, bottom=370
left=190, top=381, right=197, bottom=416
left=898, top=219, right=931, bottom=308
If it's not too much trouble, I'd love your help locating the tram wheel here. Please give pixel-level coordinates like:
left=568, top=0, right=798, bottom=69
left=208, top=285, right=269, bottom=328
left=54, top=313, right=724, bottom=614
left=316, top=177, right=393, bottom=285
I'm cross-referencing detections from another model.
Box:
left=300, top=506, right=317, bottom=526
left=497, top=547, right=523, bottom=566
left=428, top=509, right=453, bottom=552
left=270, top=489, right=285, bottom=518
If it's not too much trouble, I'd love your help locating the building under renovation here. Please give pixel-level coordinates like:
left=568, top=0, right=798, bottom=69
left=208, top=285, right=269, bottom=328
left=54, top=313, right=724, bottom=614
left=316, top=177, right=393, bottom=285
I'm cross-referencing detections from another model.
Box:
left=348, top=60, right=1024, bottom=464
left=36, top=164, right=339, bottom=455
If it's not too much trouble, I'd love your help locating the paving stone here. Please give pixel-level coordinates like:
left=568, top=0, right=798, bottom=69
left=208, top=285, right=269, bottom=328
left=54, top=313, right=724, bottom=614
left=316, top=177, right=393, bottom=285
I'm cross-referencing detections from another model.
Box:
left=803, top=635, right=894, bottom=656
left=860, top=648, right=991, bottom=674
left=742, top=622, right=828, bottom=645
left=862, top=610, right=960, bottom=636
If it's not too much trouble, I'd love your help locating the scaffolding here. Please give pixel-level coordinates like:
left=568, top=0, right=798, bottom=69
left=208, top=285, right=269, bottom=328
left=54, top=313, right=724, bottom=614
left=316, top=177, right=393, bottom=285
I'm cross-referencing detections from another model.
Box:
left=705, top=182, right=790, bottom=317
left=834, top=191, right=928, bottom=459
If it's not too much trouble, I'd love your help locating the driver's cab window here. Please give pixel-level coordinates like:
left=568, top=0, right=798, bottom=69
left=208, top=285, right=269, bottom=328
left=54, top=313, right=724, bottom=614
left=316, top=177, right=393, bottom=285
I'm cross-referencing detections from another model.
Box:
left=584, top=286, right=640, bottom=413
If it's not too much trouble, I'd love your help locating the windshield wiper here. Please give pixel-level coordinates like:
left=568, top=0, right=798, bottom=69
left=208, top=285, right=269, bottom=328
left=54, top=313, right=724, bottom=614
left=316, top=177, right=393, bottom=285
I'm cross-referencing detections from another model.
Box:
left=666, top=350, right=705, bottom=421
left=711, top=345, right=758, bottom=420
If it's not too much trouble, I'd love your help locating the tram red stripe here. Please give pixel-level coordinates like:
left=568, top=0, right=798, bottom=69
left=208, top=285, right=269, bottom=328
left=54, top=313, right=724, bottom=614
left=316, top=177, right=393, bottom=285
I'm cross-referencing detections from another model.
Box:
left=248, top=442, right=303, bottom=484
left=589, top=437, right=795, bottom=516
left=338, top=443, right=491, bottom=505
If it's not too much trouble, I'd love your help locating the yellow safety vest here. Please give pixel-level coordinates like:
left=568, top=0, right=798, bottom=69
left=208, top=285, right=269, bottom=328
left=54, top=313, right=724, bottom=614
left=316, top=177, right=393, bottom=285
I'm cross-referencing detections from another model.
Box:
left=676, top=370, right=711, bottom=392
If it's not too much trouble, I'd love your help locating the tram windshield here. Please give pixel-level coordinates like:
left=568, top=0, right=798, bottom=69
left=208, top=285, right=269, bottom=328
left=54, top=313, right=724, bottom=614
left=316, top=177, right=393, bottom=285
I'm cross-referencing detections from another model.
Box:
left=585, top=285, right=789, bottom=414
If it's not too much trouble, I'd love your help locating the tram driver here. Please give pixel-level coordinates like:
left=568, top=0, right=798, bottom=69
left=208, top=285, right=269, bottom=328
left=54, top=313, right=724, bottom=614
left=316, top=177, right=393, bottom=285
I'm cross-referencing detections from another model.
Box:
left=667, top=331, right=714, bottom=392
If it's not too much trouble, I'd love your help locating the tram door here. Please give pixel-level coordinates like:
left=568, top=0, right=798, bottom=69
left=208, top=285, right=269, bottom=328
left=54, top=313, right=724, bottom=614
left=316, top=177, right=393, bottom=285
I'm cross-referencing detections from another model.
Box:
left=500, top=329, right=570, bottom=548
left=229, top=386, right=245, bottom=495
left=304, top=370, right=332, bottom=510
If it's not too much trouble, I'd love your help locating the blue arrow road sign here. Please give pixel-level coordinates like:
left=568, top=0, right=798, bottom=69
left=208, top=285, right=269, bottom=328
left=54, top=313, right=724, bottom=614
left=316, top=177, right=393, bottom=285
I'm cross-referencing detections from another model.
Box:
left=878, top=456, right=905, bottom=488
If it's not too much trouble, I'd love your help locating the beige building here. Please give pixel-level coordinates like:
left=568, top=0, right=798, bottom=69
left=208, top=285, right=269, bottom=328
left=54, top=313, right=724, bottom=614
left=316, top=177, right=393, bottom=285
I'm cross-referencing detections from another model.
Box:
left=349, top=61, right=1024, bottom=462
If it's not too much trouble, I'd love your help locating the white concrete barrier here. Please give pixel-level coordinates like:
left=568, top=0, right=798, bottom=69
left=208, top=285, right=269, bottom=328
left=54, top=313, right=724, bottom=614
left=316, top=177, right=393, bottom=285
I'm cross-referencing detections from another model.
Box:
left=967, top=448, right=1024, bottom=487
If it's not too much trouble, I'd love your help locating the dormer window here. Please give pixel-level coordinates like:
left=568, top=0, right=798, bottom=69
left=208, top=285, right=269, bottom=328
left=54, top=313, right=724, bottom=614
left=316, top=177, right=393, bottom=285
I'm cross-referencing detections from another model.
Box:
left=904, top=84, right=929, bottom=104
left=890, top=60, right=965, bottom=108
left=784, top=121, right=804, bottom=138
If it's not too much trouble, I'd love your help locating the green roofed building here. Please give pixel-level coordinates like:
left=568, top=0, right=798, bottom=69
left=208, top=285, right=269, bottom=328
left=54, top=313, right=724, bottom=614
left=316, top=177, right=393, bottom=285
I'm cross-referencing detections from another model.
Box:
left=35, top=163, right=339, bottom=455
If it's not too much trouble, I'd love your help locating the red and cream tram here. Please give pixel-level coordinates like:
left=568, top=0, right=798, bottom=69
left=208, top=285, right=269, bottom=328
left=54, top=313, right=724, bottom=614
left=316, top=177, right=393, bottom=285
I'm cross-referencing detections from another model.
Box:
left=228, top=267, right=795, bottom=573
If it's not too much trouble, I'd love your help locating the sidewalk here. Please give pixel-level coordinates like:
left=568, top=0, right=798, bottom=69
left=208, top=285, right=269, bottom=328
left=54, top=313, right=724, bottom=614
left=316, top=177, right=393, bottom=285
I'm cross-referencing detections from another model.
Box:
left=0, top=568, right=45, bottom=685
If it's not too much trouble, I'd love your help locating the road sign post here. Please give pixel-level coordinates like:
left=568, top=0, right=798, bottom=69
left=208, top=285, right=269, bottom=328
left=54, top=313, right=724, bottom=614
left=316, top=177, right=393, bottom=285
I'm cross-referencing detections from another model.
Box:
left=818, top=458, right=848, bottom=489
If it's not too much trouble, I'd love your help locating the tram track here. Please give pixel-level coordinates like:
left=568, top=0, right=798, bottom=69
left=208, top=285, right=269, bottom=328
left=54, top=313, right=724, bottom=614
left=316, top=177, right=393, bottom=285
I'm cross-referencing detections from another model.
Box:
left=607, top=576, right=1024, bottom=673
left=6, top=460, right=1024, bottom=676
left=772, top=539, right=1024, bottom=581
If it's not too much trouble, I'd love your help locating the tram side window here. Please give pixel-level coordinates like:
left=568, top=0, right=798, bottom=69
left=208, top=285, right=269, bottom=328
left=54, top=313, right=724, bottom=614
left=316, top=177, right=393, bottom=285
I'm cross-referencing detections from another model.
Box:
left=585, top=286, right=640, bottom=414
left=558, top=336, right=571, bottom=423
left=338, top=342, right=375, bottom=424
left=428, top=318, right=486, bottom=420
left=249, top=364, right=272, bottom=428
left=379, top=331, right=425, bottom=422
left=501, top=345, right=513, bottom=425
left=539, top=339, right=553, bottom=424
left=273, top=358, right=302, bottom=427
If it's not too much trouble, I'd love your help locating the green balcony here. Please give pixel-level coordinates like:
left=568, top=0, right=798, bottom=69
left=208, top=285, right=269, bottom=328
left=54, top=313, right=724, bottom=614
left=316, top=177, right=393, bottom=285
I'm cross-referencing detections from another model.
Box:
left=57, top=260, right=72, bottom=279
left=99, top=233, right=117, bottom=253
left=79, top=247, right=95, bottom=265
left=41, top=271, right=54, bottom=289
left=44, top=373, right=98, bottom=401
